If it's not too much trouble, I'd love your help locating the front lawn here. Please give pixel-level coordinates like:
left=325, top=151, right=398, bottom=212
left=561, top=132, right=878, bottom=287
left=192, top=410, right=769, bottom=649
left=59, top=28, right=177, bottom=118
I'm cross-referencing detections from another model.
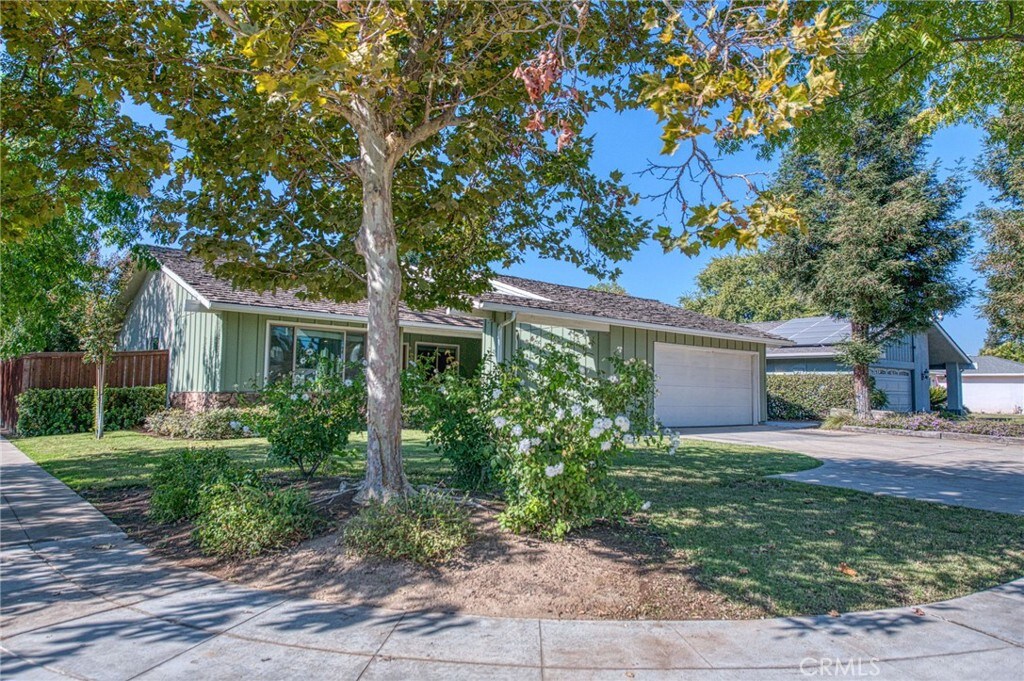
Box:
left=14, top=430, right=1024, bottom=618
left=13, top=430, right=446, bottom=491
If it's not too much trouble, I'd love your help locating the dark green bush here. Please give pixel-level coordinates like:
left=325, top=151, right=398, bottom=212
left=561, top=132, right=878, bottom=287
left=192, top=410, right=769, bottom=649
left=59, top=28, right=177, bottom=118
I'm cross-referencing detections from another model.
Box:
left=767, top=373, right=886, bottom=421
left=193, top=478, right=320, bottom=558
left=149, top=448, right=237, bottom=523
left=145, top=407, right=266, bottom=440
left=344, top=492, right=474, bottom=565
left=17, top=385, right=166, bottom=436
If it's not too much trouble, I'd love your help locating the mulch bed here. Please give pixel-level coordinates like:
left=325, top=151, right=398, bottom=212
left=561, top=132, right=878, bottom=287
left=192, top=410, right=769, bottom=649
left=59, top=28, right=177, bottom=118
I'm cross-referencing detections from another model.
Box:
left=84, top=481, right=765, bottom=621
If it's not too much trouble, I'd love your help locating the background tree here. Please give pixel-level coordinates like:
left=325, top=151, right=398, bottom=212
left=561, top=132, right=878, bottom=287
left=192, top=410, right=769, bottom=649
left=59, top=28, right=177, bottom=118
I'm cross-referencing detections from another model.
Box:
left=974, top=107, right=1024, bottom=364
left=71, top=261, right=127, bottom=440
left=0, top=190, right=145, bottom=358
left=680, top=253, right=820, bottom=323
left=772, top=111, right=972, bottom=415
left=589, top=281, right=627, bottom=296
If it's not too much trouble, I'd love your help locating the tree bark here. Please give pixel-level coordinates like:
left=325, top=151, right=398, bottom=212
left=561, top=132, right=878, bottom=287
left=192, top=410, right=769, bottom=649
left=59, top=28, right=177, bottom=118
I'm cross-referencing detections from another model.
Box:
left=353, top=133, right=411, bottom=503
left=850, top=321, right=872, bottom=418
left=95, top=361, right=106, bottom=440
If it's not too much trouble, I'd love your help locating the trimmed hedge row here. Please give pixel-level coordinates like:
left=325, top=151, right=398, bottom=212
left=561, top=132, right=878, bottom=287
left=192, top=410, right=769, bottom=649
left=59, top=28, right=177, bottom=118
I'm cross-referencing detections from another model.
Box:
left=767, top=373, right=886, bottom=421
left=17, top=385, right=167, bottom=436
left=145, top=407, right=266, bottom=440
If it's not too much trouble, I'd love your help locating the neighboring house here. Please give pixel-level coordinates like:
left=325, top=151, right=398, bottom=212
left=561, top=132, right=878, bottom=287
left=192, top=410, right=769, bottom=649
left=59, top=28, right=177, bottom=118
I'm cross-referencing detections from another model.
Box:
left=118, top=247, right=791, bottom=427
left=745, top=315, right=971, bottom=413
left=933, top=356, right=1024, bottom=414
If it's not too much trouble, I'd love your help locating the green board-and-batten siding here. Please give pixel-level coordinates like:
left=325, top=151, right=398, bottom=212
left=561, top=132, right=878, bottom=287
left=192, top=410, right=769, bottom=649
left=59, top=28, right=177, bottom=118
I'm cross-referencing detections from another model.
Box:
left=482, top=312, right=769, bottom=422
left=120, top=271, right=483, bottom=393
left=119, top=270, right=221, bottom=393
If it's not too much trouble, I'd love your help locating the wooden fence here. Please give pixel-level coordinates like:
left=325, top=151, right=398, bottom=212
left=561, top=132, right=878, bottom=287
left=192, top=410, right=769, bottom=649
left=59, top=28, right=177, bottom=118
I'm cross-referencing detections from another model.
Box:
left=0, top=350, right=169, bottom=430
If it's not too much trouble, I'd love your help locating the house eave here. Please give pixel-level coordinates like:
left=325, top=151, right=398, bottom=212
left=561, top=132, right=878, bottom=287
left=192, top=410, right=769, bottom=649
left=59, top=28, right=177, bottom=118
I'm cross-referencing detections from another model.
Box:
left=205, top=302, right=482, bottom=338
left=474, top=301, right=793, bottom=347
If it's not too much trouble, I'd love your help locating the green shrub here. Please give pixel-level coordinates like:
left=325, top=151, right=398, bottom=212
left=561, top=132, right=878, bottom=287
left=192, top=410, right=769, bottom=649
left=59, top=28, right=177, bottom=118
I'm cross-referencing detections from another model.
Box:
left=193, top=478, right=320, bottom=558
left=929, top=386, right=948, bottom=411
left=402, top=359, right=500, bottom=489
left=766, top=373, right=886, bottom=421
left=344, top=492, right=474, bottom=565
left=149, top=448, right=238, bottom=523
left=145, top=406, right=266, bottom=440
left=251, top=359, right=365, bottom=478
left=17, top=385, right=166, bottom=436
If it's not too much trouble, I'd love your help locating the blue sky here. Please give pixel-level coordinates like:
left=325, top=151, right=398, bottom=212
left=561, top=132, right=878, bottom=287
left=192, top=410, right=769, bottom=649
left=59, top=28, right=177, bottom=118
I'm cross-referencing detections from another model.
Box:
left=502, top=107, right=993, bottom=355
left=129, top=101, right=993, bottom=356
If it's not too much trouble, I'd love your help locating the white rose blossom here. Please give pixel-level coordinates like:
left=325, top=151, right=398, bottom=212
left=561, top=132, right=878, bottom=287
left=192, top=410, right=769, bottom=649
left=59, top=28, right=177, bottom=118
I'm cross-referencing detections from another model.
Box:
left=493, top=416, right=508, bottom=429
left=517, top=438, right=532, bottom=454
left=531, top=437, right=541, bottom=446
left=570, top=404, right=583, bottom=417
left=554, top=408, right=565, bottom=421
left=641, top=501, right=652, bottom=511
left=289, top=394, right=298, bottom=401
left=491, top=388, right=503, bottom=400
left=229, top=421, right=241, bottom=430
left=343, top=379, right=354, bottom=388
left=537, top=425, right=547, bottom=434
left=614, top=415, right=630, bottom=432
left=600, top=440, right=612, bottom=451
left=511, top=424, right=523, bottom=437
left=544, top=462, right=564, bottom=477
left=589, top=426, right=604, bottom=438
left=623, top=434, right=636, bottom=445
left=302, top=393, right=311, bottom=401
left=608, top=374, right=619, bottom=384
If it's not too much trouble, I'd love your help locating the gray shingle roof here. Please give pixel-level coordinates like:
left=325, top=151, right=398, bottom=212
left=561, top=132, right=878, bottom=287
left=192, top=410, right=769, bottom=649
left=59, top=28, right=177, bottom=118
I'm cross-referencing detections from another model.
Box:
left=148, top=246, right=788, bottom=344
left=480, top=275, right=790, bottom=344
left=147, top=246, right=482, bottom=330
left=966, top=355, right=1024, bottom=375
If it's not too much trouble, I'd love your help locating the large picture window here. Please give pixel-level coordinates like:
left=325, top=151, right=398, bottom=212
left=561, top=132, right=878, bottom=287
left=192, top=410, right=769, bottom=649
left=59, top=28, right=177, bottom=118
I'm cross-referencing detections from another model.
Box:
left=267, top=324, right=365, bottom=380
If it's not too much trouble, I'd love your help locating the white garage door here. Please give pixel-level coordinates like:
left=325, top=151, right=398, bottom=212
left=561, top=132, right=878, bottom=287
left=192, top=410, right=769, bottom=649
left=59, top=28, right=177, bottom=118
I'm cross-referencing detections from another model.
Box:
left=654, top=343, right=757, bottom=427
left=870, top=368, right=912, bottom=412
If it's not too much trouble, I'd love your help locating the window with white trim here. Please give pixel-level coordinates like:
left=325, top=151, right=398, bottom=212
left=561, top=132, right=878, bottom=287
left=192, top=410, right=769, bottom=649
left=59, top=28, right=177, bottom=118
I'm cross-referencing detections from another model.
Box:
left=415, top=342, right=460, bottom=376
left=267, top=324, right=365, bottom=380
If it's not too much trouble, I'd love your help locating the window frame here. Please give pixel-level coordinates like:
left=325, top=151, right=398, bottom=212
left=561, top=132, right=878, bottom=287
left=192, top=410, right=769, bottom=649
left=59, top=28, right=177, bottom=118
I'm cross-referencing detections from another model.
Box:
left=413, top=341, right=461, bottom=375
left=263, top=320, right=367, bottom=382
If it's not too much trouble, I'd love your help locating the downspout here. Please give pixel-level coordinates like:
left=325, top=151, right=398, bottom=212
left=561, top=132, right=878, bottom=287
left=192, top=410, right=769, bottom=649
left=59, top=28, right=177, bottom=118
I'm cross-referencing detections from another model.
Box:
left=498, top=311, right=517, bottom=363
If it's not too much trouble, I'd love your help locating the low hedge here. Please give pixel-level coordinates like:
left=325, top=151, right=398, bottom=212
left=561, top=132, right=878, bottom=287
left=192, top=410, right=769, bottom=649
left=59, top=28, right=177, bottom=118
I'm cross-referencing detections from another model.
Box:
left=145, top=407, right=266, bottom=440
left=767, top=373, right=886, bottom=421
left=17, top=385, right=166, bottom=436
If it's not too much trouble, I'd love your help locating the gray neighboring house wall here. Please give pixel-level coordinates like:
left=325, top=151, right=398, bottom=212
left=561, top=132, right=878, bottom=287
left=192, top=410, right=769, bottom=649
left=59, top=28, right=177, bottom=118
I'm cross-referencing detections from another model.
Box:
left=119, top=247, right=791, bottom=426
left=746, top=316, right=971, bottom=413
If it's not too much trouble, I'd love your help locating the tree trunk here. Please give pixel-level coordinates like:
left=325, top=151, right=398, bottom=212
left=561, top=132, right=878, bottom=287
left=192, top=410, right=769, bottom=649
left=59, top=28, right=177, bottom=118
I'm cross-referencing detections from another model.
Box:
left=850, top=321, right=872, bottom=418
left=95, top=361, right=106, bottom=439
left=354, top=136, right=411, bottom=503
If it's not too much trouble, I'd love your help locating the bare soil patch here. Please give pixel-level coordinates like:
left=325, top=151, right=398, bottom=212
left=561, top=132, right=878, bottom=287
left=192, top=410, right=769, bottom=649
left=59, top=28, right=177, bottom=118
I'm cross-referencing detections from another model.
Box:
left=85, top=481, right=765, bottom=621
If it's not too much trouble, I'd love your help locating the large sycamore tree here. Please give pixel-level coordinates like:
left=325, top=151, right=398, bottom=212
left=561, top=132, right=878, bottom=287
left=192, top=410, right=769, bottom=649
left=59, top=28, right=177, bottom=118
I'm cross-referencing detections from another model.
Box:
left=4, top=0, right=852, bottom=500
left=772, top=111, right=972, bottom=416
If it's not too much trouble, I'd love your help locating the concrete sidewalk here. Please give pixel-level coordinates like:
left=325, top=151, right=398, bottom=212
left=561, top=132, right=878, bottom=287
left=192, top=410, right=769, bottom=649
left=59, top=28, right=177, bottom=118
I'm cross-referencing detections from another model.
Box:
left=675, top=426, right=1024, bottom=515
left=2, top=437, right=1022, bottom=680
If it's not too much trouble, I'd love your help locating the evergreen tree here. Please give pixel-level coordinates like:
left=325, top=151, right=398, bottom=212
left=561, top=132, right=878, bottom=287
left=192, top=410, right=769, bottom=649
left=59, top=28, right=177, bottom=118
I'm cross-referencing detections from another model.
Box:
left=772, top=111, right=972, bottom=415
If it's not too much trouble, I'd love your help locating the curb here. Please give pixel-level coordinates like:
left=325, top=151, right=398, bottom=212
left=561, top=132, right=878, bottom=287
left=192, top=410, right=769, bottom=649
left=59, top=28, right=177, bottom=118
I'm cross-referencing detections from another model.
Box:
left=841, top=425, right=1024, bottom=445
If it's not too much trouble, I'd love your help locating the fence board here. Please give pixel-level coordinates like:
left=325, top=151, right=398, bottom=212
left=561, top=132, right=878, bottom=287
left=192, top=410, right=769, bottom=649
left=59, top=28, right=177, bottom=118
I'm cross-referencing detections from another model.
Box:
left=0, top=350, right=168, bottom=430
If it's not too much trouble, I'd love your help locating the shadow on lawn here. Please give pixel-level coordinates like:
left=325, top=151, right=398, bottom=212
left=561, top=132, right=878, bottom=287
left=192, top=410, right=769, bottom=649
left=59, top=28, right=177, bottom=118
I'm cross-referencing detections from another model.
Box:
left=612, top=441, right=1024, bottom=617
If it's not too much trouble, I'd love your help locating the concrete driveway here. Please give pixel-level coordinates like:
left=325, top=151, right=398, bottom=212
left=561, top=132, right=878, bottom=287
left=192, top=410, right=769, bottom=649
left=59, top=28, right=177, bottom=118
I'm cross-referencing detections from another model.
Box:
left=677, top=426, right=1024, bottom=515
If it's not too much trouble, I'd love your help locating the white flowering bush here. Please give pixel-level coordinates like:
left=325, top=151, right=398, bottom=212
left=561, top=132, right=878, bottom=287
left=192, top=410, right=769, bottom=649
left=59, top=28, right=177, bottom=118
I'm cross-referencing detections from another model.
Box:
left=488, top=348, right=659, bottom=539
left=252, top=357, right=366, bottom=478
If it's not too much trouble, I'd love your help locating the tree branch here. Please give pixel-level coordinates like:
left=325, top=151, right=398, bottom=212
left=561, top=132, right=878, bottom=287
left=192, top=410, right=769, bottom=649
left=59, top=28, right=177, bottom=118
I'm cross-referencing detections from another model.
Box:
left=200, top=0, right=246, bottom=35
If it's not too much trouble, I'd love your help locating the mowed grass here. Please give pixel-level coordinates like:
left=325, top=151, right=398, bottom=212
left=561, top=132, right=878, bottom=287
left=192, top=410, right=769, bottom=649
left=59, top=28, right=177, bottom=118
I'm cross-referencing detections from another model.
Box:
left=14, top=429, right=1024, bottom=616
left=13, top=429, right=447, bottom=491
left=613, top=441, right=1024, bottom=616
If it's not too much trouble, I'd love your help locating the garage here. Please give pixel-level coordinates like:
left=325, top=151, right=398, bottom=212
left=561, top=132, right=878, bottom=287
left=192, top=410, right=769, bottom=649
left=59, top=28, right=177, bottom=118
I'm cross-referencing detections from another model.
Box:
left=869, top=368, right=913, bottom=412
left=654, top=343, right=758, bottom=427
